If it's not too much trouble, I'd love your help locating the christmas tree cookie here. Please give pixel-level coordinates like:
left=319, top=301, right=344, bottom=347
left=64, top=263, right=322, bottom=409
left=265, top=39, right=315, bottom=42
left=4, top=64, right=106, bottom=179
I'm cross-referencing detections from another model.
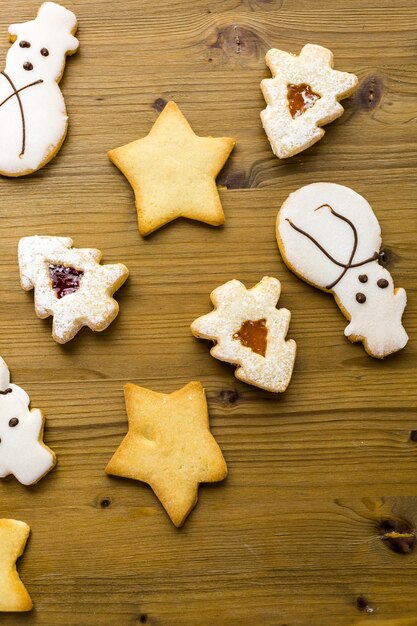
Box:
left=191, top=277, right=296, bottom=393
left=277, top=183, right=408, bottom=358
left=0, top=2, right=79, bottom=176
left=261, top=44, right=358, bottom=158
left=18, top=236, right=129, bottom=343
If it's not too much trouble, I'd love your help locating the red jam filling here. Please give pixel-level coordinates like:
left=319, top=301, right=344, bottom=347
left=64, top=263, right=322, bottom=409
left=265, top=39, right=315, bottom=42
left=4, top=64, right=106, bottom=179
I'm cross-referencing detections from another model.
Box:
left=287, top=83, right=321, bottom=118
left=49, top=264, right=84, bottom=299
left=233, top=319, right=268, bottom=357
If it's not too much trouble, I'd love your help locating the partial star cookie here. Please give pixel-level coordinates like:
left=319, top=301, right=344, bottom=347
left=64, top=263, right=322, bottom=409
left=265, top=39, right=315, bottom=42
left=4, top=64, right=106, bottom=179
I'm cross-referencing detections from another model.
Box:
left=191, top=277, right=296, bottom=393
left=105, top=382, right=227, bottom=527
left=18, top=235, right=129, bottom=343
left=261, top=44, right=358, bottom=158
left=108, top=101, right=235, bottom=236
left=0, top=356, right=55, bottom=485
left=0, top=519, right=32, bottom=612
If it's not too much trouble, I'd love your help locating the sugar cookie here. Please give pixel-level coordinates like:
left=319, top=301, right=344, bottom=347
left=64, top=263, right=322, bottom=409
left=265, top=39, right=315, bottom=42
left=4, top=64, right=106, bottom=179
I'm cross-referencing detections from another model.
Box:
left=18, top=235, right=129, bottom=344
left=0, top=519, right=32, bottom=612
left=0, top=357, right=55, bottom=485
left=108, top=101, right=235, bottom=236
left=261, top=44, right=358, bottom=158
left=0, top=2, right=78, bottom=176
left=277, top=183, right=408, bottom=358
left=191, top=277, right=296, bottom=392
left=105, top=382, right=227, bottom=527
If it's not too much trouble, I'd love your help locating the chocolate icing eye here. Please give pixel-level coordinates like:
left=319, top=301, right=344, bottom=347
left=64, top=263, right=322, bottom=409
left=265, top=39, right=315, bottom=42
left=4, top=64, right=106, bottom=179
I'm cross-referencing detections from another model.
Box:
left=19, top=41, right=31, bottom=48
left=23, top=62, right=33, bottom=71
left=358, top=274, right=368, bottom=283
left=377, top=278, right=389, bottom=289
left=40, top=48, right=49, bottom=57
left=8, top=418, right=19, bottom=427
left=356, top=292, right=366, bottom=303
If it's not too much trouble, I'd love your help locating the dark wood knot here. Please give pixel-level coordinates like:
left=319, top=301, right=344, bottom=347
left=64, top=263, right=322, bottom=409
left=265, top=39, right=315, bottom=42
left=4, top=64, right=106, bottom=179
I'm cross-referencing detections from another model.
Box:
left=356, top=596, right=375, bottom=613
left=152, top=98, right=167, bottom=113
left=139, top=614, right=148, bottom=624
left=219, top=389, right=240, bottom=405
left=410, top=430, right=417, bottom=442
left=378, top=247, right=399, bottom=269
left=357, top=75, right=384, bottom=111
left=210, top=25, right=265, bottom=58
left=100, top=498, right=111, bottom=508
left=378, top=517, right=416, bottom=554
left=217, top=169, right=251, bottom=189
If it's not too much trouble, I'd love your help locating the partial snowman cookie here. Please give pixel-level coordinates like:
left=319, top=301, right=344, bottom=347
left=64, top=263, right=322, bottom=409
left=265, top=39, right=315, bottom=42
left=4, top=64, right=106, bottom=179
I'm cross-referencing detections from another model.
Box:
left=191, top=277, right=296, bottom=392
left=0, top=2, right=78, bottom=176
left=108, top=101, right=235, bottom=236
left=277, top=183, right=408, bottom=358
left=106, top=382, right=227, bottom=527
left=0, top=357, right=55, bottom=485
left=261, top=44, right=358, bottom=158
left=0, top=519, right=32, bottom=612
left=18, top=236, right=129, bottom=343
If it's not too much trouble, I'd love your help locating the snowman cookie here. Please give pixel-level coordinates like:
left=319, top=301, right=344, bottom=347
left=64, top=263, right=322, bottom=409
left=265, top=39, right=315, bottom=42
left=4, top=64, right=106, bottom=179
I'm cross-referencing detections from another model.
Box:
left=18, top=236, right=129, bottom=343
left=191, top=277, right=296, bottom=393
left=0, top=2, right=78, bottom=176
left=261, top=44, right=358, bottom=158
left=277, top=183, right=408, bottom=358
left=0, top=357, right=55, bottom=485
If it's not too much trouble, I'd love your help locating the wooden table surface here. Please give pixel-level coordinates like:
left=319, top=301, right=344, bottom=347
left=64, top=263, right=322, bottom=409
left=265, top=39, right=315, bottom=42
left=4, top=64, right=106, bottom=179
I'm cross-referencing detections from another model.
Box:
left=1, top=0, right=416, bottom=624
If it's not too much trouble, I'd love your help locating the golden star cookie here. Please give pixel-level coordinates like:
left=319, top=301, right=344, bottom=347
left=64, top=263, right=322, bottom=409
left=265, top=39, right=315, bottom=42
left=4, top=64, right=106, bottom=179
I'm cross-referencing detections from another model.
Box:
left=191, top=277, right=296, bottom=393
left=108, top=101, right=235, bottom=236
left=261, top=44, right=358, bottom=158
left=277, top=183, right=408, bottom=358
left=0, top=519, right=32, bottom=612
left=18, top=235, right=129, bottom=343
left=105, top=382, right=227, bottom=527
left=0, top=357, right=55, bottom=485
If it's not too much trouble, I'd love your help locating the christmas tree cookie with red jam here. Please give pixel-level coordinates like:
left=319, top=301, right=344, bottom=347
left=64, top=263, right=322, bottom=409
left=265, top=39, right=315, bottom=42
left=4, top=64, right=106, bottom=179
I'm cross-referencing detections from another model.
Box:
left=18, top=236, right=129, bottom=343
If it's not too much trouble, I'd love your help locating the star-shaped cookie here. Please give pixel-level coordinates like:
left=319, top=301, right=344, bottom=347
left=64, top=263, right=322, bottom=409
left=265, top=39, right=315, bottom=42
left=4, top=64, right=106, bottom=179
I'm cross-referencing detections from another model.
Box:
left=18, top=235, right=129, bottom=343
left=261, top=44, right=358, bottom=158
left=105, top=382, right=227, bottom=527
left=191, top=277, right=296, bottom=393
left=108, top=101, right=235, bottom=236
left=0, top=519, right=32, bottom=612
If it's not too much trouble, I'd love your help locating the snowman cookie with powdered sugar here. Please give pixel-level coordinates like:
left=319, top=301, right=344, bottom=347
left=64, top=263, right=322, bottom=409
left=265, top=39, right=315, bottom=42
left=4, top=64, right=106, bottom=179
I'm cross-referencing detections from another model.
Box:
left=0, top=2, right=78, bottom=176
left=277, top=183, right=408, bottom=358
left=0, top=357, right=55, bottom=485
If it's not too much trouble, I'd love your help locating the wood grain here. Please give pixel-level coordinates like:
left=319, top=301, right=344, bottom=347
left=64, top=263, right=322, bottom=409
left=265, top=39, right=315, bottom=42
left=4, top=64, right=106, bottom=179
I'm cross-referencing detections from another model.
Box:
left=0, top=0, right=416, bottom=624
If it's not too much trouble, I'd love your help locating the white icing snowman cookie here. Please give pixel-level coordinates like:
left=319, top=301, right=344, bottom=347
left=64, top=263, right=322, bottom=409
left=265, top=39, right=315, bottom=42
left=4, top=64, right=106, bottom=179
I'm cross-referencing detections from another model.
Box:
left=191, top=277, right=296, bottom=393
left=261, top=44, right=358, bottom=159
left=18, top=235, right=129, bottom=344
left=277, top=183, right=408, bottom=358
left=0, top=2, right=78, bottom=176
left=0, top=357, right=55, bottom=485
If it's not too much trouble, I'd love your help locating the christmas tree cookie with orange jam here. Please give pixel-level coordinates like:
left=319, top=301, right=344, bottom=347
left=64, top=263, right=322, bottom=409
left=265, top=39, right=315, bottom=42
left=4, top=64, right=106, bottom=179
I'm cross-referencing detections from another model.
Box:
left=261, top=44, right=358, bottom=158
left=191, top=277, right=296, bottom=393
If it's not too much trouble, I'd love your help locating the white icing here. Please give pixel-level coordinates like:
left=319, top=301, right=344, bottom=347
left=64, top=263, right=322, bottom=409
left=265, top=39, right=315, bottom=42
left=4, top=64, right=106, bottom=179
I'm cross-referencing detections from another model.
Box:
left=191, top=277, right=296, bottom=392
left=277, top=183, right=408, bottom=358
left=261, top=44, right=358, bottom=158
left=0, top=357, right=55, bottom=485
left=18, top=235, right=129, bottom=344
left=0, top=2, right=78, bottom=175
